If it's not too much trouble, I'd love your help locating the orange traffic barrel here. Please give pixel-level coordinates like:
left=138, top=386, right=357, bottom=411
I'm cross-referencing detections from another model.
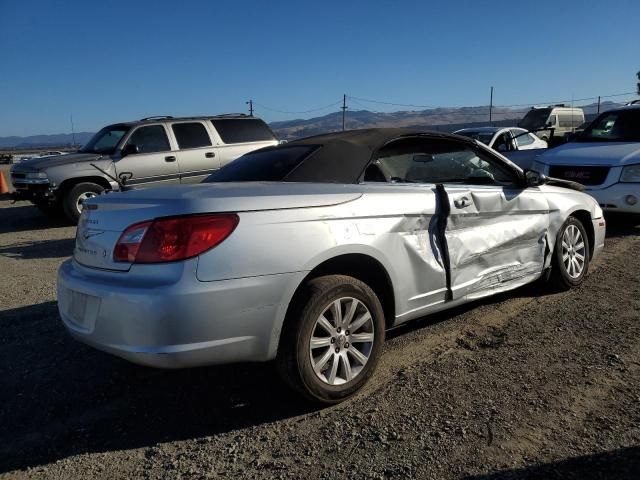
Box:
left=0, top=171, right=9, bottom=195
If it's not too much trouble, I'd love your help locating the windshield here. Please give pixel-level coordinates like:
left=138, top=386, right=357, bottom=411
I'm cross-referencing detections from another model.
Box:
left=80, top=125, right=130, bottom=154
left=456, top=131, right=495, bottom=145
left=518, top=108, right=551, bottom=130
left=577, top=109, right=640, bottom=142
left=204, top=145, right=317, bottom=182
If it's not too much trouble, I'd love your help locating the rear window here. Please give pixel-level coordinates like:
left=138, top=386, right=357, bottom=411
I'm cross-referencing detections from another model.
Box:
left=204, top=146, right=316, bottom=182
left=211, top=118, right=276, bottom=144
left=172, top=122, right=212, bottom=149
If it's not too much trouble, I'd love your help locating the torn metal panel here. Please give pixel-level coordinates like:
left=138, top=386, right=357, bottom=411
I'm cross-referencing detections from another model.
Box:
left=443, top=186, right=550, bottom=301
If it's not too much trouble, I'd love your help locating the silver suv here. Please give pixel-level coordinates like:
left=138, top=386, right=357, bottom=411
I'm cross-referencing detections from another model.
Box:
left=10, top=114, right=278, bottom=222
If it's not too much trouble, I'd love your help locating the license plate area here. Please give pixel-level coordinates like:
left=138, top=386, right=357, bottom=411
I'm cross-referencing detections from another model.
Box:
left=60, top=288, right=101, bottom=333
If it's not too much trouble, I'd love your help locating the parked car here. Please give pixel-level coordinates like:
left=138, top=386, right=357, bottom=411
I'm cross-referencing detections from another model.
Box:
left=454, top=126, right=548, bottom=151
left=532, top=104, right=640, bottom=215
left=0, top=153, right=14, bottom=164
left=518, top=105, right=585, bottom=144
left=453, top=127, right=548, bottom=170
left=58, top=128, right=605, bottom=403
left=10, top=115, right=278, bottom=222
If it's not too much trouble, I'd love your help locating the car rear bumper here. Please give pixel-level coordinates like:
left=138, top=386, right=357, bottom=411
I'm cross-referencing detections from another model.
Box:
left=57, top=259, right=301, bottom=368
left=585, top=183, right=640, bottom=215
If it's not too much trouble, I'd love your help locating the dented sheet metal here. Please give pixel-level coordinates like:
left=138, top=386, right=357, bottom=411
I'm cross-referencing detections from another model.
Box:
left=442, top=186, right=550, bottom=300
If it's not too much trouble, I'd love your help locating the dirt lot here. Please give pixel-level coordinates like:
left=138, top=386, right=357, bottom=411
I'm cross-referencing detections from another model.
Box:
left=1, top=198, right=639, bottom=479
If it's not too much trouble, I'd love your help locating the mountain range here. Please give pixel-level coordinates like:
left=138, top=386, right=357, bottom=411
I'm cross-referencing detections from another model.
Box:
left=0, top=101, right=623, bottom=149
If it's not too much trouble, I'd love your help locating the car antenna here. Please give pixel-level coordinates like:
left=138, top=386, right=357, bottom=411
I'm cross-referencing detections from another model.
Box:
left=89, top=163, right=133, bottom=191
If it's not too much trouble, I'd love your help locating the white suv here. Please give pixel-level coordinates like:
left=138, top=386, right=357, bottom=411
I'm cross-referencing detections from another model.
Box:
left=532, top=104, right=640, bottom=214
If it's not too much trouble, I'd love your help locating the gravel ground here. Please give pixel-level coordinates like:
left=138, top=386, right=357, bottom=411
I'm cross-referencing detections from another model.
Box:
left=1, top=198, right=639, bottom=479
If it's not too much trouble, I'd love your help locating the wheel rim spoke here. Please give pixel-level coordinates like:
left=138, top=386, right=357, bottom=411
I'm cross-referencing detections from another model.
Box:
left=342, top=353, right=353, bottom=382
left=331, top=300, right=342, bottom=327
left=573, top=258, right=582, bottom=274
left=327, top=355, right=339, bottom=384
left=317, top=315, right=334, bottom=334
left=343, top=299, right=358, bottom=328
left=348, top=346, right=368, bottom=365
left=575, top=252, right=585, bottom=261
left=313, top=348, right=333, bottom=374
left=348, top=311, right=371, bottom=333
left=350, top=332, right=374, bottom=343
left=310, top=336, right=332, bottom=349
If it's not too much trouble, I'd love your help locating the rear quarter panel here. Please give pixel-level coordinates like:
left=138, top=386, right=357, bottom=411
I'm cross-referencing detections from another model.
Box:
left=195, top=185, right=448, bottom=322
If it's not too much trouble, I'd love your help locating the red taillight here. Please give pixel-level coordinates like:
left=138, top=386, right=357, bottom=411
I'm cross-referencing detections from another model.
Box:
left=114, top=214, right=239, bottom=263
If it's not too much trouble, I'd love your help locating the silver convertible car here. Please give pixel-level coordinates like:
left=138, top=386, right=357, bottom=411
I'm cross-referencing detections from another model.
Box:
left=57, top=129, right=606, bottom=403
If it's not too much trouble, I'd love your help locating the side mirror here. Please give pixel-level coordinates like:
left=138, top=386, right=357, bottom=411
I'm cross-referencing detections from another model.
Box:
left=525, top=169, right=547, bottom=187
left=121, top=143, right=140, bottom=157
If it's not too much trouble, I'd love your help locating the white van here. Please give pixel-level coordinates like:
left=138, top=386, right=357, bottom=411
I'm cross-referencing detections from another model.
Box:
left=518, top=105, right=585, bottom=143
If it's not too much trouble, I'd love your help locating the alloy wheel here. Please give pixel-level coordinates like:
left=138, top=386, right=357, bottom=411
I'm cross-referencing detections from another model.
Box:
left=309, top=297, right=375, bottom=386
left=76, top=192, right=97, bottom=214
left=561, top=224, right=586, bottom=279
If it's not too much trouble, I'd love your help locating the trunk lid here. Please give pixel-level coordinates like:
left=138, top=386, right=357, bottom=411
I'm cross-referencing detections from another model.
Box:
left=73, top=182, right=362, bottom=271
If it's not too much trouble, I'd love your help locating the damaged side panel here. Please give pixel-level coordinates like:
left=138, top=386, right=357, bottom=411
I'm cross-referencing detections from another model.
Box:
left=442, top=186, right=550, bottom=301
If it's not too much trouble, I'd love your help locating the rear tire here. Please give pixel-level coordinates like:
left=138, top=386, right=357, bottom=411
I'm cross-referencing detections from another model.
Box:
left=547, top=216, right=590, bottom=290
left=276, top=275, right=386, bottom=404
left=63, top=182, right=104, bottom=224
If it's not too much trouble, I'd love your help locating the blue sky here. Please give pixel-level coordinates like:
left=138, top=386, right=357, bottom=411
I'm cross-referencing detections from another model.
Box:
left=1, top=0, right=638, bottom=136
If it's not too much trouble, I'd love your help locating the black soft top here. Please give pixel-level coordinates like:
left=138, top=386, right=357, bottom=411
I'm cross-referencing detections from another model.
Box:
left=206, top=128, right=480, bottom=184
left=283, top=128, right=474, bottom=183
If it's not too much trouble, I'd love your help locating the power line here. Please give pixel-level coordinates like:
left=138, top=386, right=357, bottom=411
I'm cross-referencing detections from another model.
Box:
left=252, top=101, right=341, bottom=115
left=349, top=90, right=636, bottom=111
left=251, top=90, right=637, bottom=120
left=497, top=91, right=636, bottom=108
left=348, top=95, right=437, bottom=109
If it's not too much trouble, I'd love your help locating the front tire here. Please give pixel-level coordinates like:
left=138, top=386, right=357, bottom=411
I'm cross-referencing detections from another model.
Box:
left=547, top=216, right=590, bottom=290
left=63, top=182, right=104, bottom=223
left=276, top=275, right=386, bottom=404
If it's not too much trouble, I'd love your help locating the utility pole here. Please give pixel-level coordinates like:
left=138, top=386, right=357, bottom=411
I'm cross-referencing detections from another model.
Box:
left=341, top=94, right=347, bottom=131
left=246, top=99, right=254, bottom=116
left=489, top=86, right=493, bottom=124
left=597, top=96, right=601, bottom=114
left=70, top=113, right=76, bottom=147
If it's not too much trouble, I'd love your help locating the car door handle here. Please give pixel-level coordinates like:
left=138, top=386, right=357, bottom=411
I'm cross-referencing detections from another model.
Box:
left=164, top=156, right=176, bottom=162
left=454, top=196, right=472, bottom=208
left=205, top=152, right=215, bottom=158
